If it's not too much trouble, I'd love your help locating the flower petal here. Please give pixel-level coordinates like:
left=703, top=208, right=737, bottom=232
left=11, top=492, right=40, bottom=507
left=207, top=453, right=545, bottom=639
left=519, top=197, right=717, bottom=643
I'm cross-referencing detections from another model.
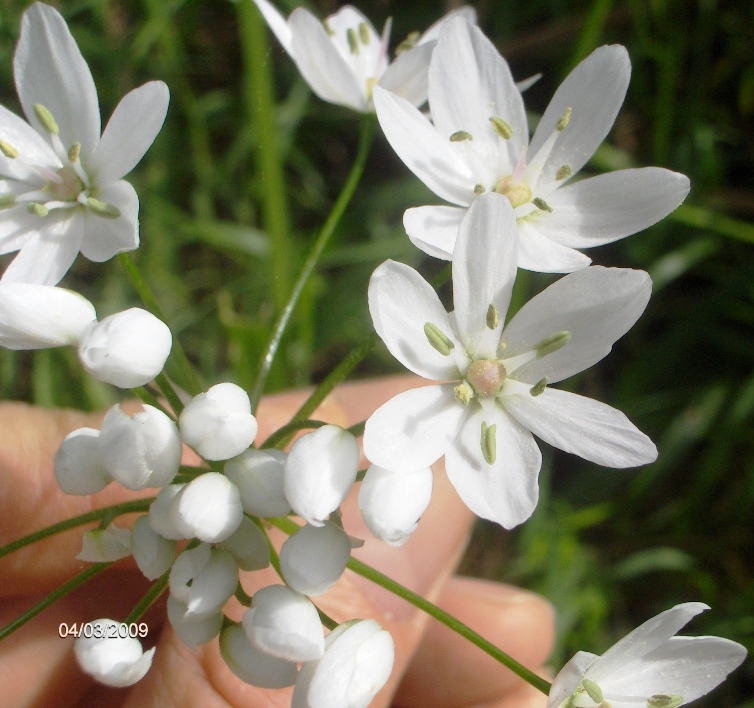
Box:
left=379, top=41, right=435, bottom=107
left=252, top=0, right=294, bottom=55
left=418, top=6, right=478, bottom=44
left=403, top=205, right=465, bottom=260
left=373, top=86, right=475, bottom=205
left=15, top=3, right=100, bottom=160
left=0, top=103, right=59, bottom=180
left=517, top=219, right=592, bottom=273
left=368, top=259, right=459, bottom=380
left=445, top=403, right=541, bottom=528
left=363, top=384, right=467, bottom=472
left=88, top=81, right=169, bottom=185
left=502, top=266, right=651, bottom=383
left=546, top=651, right=599, bottom=708
left=504, top=386, right=657, bottom=468
left=79, top=180, right=139, bottom=261
left=537, top=168, right=691, bottom=247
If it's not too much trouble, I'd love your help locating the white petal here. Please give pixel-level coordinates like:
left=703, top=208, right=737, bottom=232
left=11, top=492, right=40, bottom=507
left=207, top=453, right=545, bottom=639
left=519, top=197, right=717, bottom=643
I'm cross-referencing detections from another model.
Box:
left=170, top=472, right=243, bottom=543
left=288, top=8, right=365, bottom=111
left=131, top=515, right=176, bottom=580
left=0, top=283, right=95, bottom=349
left=373, top=86, right=475, bottom=205
left=0, top=103, right=59, bottom=179
left=0, top=210, right=37, bottom=255
left=216, top=516, right=270, bottom=571
left=444, top=404, right=541, bottom=529
left=516, top=219, right=592, bottom=274
left=252, top=0, right=294, bottom=55
left=363, top=384, right=466, bottom=472
left=418, top=6, right=478, bottom=44
left=54, top=427, right=111, bottom=495
left=167, top=596, right=222, bottom=649
left=148, top=484, right=186, bottom=540
left=15, top=3, right=100, bottom=160
left=88, top=81, right=169, bottom=185
left=369, top=260, right=459, bottom=380
left=452, top=193, right=518, bottom=357
left=220, top=624, right=298, bottom=689
left=224, top=448, right=291, bottom=518
left=502, top=266, right=651, bottom=383
left=174, top=547, right=238, bottom=619
left=379, top=41, right=434, bottom=107
left=546, top=651, right=599, bottom=708
left=284, top=425, right=359, bottom=527
left=79, top=180, right=139, bottom=261
left=537, top=168, right=691, bottom=247
left=528, top=45, right=630, bottom=190
left=77, top=524, right=131, bottom=562
left=168, top=543, right=211, bottom=604
left=403, top=205, right=465, bottom=260
left=504, top=386, right=657, bottom=468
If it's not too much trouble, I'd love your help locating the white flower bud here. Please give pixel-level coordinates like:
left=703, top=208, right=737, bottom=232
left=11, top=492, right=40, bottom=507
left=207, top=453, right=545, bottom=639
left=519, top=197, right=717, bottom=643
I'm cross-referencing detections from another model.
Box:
left=358, top=465, right=433, bottom=546
left=131, top=515, right=177, bottom=580
left=292, top=619, right=394, bottom=708
left=0, top=283, right=95, bottom=349
left=167, top=595, right=222, bottom=648
left=76, top=524, right=131, bottom=562
left=243, top=585, right=324, bottom=662
left=280, top=521, right=351, bottom=596
left=77, top=308, right=172, bottom=388
left=224, top=448, right=291, bottom=518
left=285, top=426, right=359, bottom=527
left=220, top=624, right=298, bottom=689
left=216, top=517, right=270, bottom=571
left=179, top=383, right=257, bottom=461
left=54, top=428, right=111, bottom=495
left=169, top=545, right=238, bottom=619
left=169, top=472, right=243, bottom=543
left=99, top=404, right=182, bottom=490
left=148, top=484, right=186, bottom=540
left=74, top=618, right=155, bottom=687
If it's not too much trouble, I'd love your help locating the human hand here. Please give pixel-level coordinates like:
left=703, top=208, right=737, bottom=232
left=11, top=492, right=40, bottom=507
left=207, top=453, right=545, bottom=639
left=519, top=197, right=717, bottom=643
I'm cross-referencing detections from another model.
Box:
left=0, top=375, right=554, bottom=707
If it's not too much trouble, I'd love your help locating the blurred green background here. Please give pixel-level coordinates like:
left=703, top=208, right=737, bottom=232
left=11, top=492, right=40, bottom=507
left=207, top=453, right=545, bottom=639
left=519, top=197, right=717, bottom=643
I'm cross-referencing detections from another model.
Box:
left=1, top=0, right=752, bottom=704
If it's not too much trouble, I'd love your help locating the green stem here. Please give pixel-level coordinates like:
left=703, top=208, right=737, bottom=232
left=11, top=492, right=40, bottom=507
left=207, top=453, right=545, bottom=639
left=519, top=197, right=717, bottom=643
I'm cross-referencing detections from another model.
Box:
left=249, top=114, right=377, bottom=412
left=125, top=573, right=169, bottom=624
left=670, top=203, right=754, bottom=244
left=155, top=371, right=185, bottom=416
left=131, top=386, right=171, bottom=418
left=0, top=563, right=112, bottom=641
left=261, top=419, right=328, bottom=449
left=0, top=500, right=153, bottom=560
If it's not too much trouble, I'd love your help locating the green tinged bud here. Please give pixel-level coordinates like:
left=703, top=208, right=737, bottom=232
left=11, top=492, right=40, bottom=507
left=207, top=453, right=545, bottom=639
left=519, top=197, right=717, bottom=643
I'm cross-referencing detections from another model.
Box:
left=450, top=130, right=473, bottom=142
left=534, top=331, right=571, bottom=358
left=424, top=322, right=455, bottom=356
left=489, top=116, right=513, bottom=139
left=86, top=197, right=122, bottom=219
left=480, top=422, right=496, bottom=465
left=34, top=103, right=59, bottom=135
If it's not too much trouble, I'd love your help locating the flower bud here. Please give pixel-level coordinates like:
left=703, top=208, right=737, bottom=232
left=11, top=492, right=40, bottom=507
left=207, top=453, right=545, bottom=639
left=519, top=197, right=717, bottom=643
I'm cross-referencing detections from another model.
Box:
left=167, top=595, right=222, bottom=648
left=76, top=523, right=131, bottom=562
left=217, top=516, right=270, bottom=571
left=54, top=428, right=111, bottom=495
left=169, top=545, right=238, bottom=619
left=224, top=448, right=291, bottom=518
left=148, top=484, right=185, bottom=540
left=179, top=383, right=258, bottom=461
left=220, top=624, right=298, bottom=689
left=99, top=404, right=182, bottom=490
left=77, top=308, right=172, bottom=388
left=131, top=515, right=177, bottom=580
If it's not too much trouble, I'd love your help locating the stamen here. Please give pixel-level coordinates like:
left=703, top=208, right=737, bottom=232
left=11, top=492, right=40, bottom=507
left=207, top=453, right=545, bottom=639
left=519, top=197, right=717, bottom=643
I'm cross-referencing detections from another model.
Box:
left=473, top=184, right=486, bottom=194
left=489, top=116, right=512, bottom=139
left=68, top=142, right=81, bottom=163
left=454, top=382, right=472, bottom=406
left=86, top=197, right=121, bottom=219
left=347, top=28, right=359, bottom=55
left=555, top=164, right=573, bottom=181
left=529, top=377, right=548, bottom=396
left=395, top=31, right=420, bottom=55
left=556, top=107, right=572, bottom=131
left=532, top=197, right=553, bottom=213
left=534, top=331, right=571, bottom=358
left=358, top=22, right=370, bottom=44
left=647, top=696, right=683, bottom=708
left=486, top=304, right=499, bottom=330
left=28, top=202, right=49, bottom=217
left=323, top=20, right=335, bottom=36
left=0, top=139, right=19, bottom=159
left=0, top=194, right=17, bottom=210
left=480, top=422, right=496, bottom=465
left=582, top=679, right=603, bottom=703
left=424, top=322, right=455, bottom=356
left=34, top=103, right=59, bottom=135
left=450, top=131, right=473, bottom=142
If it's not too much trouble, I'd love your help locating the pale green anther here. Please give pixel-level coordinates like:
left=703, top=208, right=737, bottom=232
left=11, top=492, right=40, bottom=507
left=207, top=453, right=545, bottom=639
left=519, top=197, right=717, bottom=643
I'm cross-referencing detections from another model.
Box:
left=534, top=331, right=571, bottom=358
left=395, top=30, right=420, bottom=55
left=0, top=193, right=17, bottom=209
left=489, top=116, right=513, bottom=139
left=480, top=422, right=496, bottom=465
left=647, top=696, right=683, bottom=708
left=86, top=197, right=121, bottom=219
left=33, top=103, right=59, bottom=135
left=28, top=202, right=49, bottom=217
left=486, top=304, right=499, bottom=329
left=0, top=139, right=19, bottom=159
left=454, top=382, right=472, bottom=406
left=556, top=107, right=572, bottom=131
left=529, top=377, right=548, bottom=397
left=582, top=680, right=603, bottom=704
left=68, top=142, right=81, bottom=163
left=323, top=20, right=335, bottom=36
left=474, top=184, right=486, bottom=194
left=556, top=163, right=573, bottom=180
left=358, top=22, right=370, bottom=44
left=450, top=130, right=473, bottom=142
left=347, top=28, right=359, bottom=55
left=424, top=322, right=455, bottom=356
left=532, top=197, right=553, bottom=213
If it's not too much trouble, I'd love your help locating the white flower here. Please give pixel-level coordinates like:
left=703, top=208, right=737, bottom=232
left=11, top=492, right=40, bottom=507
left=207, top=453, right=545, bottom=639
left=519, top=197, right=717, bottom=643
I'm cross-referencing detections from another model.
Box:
left=220, top=624, right=298, bottom=689
left=131, top=515, right=177, bottom=580
left=358, top=464, right=433, bottom=546
left=224, top=448, right=292, bottom=518
left=252, top=0, right=476, bottom=112
left=54, top=427, right=111, bottom=495
left=547, top=603, right=747, bottom=708
left=292, top=619, right=394, bottom=708
left=76, top=523, right=131, bottom=562
left=284, top=425, right=359, bottom=527
left=373, top=18, right=690, bottom=272
left=167, top=595, right=223, bottom=649
left=77, top=308, right=172, bottom=388
left=74, top=618, right=155, bottom=687
left=216, top=516, right=271, bottom=571
left=179, top=382, right=258, bottom=461
left=363, top=194, right=657, bottom=529
left=148, top=483, right=186, bottom=540
left=0, top=3, right=169, bottom=285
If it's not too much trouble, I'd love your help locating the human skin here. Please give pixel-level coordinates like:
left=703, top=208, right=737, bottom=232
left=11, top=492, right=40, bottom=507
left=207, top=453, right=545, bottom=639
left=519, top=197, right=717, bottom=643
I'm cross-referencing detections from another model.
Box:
left=0, top=374, right=554, bottom=707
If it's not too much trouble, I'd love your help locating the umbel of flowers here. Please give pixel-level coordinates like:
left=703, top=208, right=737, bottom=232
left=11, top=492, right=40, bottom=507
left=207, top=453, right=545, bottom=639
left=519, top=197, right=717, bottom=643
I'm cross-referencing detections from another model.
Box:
left=0, top=3, right=746, bottom=708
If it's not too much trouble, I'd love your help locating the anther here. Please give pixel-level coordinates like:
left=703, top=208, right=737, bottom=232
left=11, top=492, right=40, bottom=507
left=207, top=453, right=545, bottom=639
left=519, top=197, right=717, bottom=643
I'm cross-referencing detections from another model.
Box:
left=556, top=107, right=572, bottom=132
left=647, top=696, right=683, bottom=708
left=534, top=331, right=571, bottom=358
left=0, top=139, right=19, bottom=159
left=424, top=322, right=455, bottom=356
left=450, top=131, right=473, bottom=142
left=86, top=197, right=122, bottom=219
left=33, top=103, right=59, bottom=135
left=555, top=164, right=573, bottom=180
left=582, top=679, right=603, bottom=704
left=489, top=116, right=513, bottom=139
left=68, top=142, right=81, bottom=163
left=0, top=193, right=17, bottom=210
left=480, top=422, right=496, bottom=465
left=323, top=20, right=335, bottom=36
left=28, top=202, right=49, bottom=217
left=347, top=28, right=359, bottom=55
left=486, top=304, right=499, bottom=330
left=358, top=22, right=370, bottom=44
left=454, top=382, right=472, bottom=406
left=532, top=197, right=553, bottom=213
left=474, top=184, right=486, bottom=194
left=395, top=31, right=420, bottom=55
left=529, top=377, right=548, bottom=396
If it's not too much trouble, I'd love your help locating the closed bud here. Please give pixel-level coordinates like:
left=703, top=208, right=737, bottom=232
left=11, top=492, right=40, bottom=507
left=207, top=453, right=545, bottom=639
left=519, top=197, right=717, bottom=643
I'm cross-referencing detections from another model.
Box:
left=169, top=545, right=238, bottom=620
left=167, top=595, right=223, bottom=648
left=220, top=624, right=298, bottom=689
left=217, top=516, right=270, bottom=571
left=131, top=515, right=177, bottom=580
left=224, top=448, right=291, bottom=518
left=54, top=428, right=111, bottom=495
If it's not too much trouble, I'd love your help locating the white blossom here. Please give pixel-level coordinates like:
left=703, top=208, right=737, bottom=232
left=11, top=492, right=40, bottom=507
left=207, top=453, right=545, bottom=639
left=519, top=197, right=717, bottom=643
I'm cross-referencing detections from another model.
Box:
left=547, top=603, right=747, bottom=708
left=148, top=483, right=186, bottom=540
left=363, top=194, right=656, bottom=529
left=167, top=595, right=223, bottom=649
left=54, top=427, right=111, bottom=495
left=373, top=18, right=689, bottom=272
left=74, top=618, right=155, bottom=687
left=131, top=515, right=177, bottom=580
left=224, top=448, right=292, bottom=518
left=0, top=3, right=169, bottom=285
left=216, top=516, right=271, bottom=571
left=76, top=523, right=131, bottom=563
left=220, top=624, right=298, bottom=689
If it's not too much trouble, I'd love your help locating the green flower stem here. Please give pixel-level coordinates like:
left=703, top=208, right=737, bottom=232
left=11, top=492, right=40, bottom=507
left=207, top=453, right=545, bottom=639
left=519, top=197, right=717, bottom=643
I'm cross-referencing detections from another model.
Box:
left=131, top=386, right=171, bottom=418
left=347, top=420, right=366, bottom=438
left=154, top=371, right=185, bottom=417
left=125, top=573, right=170, bottom=625
left=249, top=114, right=377, bottom=412
left=0, top=500, right=153, bottom=560
left=267, top=516, right=551, bottom=696
left=119, top=252, right=203, bottom=395
left=0, top=563, right=112, bottom=641
left=260, top=419, right=328, bottom=449
left=316, top=606, right=338, bottom=631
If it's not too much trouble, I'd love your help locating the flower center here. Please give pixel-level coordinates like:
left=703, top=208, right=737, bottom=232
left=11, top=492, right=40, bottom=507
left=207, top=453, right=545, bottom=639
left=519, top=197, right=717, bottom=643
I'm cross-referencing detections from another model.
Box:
left=494, top=175, right=532, bottom=209
left=47, top=165, right=84, bottom=201
left=466, top=359, right=507, bottom=397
